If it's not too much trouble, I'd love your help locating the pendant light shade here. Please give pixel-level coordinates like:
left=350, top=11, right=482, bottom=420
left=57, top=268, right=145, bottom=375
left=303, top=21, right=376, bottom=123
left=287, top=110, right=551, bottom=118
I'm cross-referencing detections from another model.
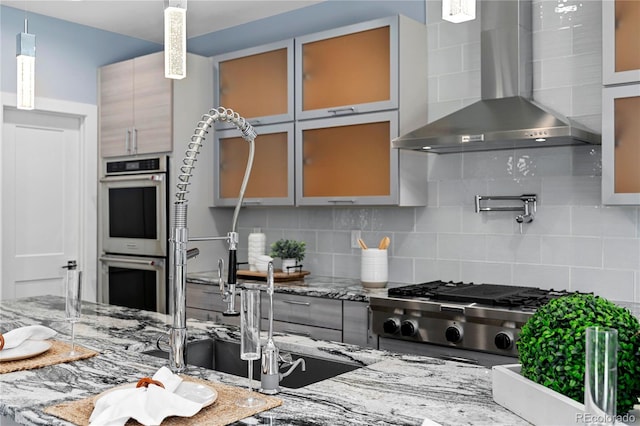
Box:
left=164, top=1, right=186, bottom=79
left=442, top=0, right=476, bottom=23
left=16, top=19, right=36, bottom=110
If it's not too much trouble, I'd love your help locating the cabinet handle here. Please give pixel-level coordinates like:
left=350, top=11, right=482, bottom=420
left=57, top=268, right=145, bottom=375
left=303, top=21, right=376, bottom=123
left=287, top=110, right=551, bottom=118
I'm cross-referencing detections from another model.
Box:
left=125, top=129, right=131, bottom=154
left=243, top=200, right=263, bottom=205
left=328, top=199, right=356, bottom=204
left=284, top=329, right=311, bottom=337
left=327, top=107, right=356, bottom=115
left=133, top=128, right=138, bottom=154
left=282, top=299, right=310, bottom=306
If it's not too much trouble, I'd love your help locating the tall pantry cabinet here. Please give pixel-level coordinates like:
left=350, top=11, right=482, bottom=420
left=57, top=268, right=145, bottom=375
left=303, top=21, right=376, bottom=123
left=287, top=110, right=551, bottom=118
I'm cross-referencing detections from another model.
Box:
left=602, top=0, right=640, bottom=204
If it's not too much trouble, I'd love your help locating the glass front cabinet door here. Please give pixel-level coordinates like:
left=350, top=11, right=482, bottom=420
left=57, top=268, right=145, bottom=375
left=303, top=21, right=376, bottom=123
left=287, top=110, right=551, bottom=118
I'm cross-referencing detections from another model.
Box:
left=214, top=123, right=294, bottom=206
left=213, top=39, right=294, bottom=127
left=602, top=85, right=640, bottom=204
left=603, top=0, right=640, bottom=85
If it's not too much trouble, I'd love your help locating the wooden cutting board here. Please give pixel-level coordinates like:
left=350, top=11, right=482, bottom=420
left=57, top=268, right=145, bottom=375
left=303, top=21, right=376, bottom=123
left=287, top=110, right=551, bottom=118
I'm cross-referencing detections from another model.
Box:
left=237, top=269, right=310, bottom=282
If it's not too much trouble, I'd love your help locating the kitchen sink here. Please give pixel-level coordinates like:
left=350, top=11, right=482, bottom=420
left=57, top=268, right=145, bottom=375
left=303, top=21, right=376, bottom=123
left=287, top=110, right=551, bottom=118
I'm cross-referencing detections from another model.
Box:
left=143, top=338, right=362, bottom=389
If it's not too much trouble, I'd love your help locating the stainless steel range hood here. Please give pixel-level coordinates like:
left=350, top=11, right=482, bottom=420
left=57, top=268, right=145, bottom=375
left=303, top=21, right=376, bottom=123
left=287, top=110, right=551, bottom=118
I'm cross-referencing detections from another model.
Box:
left=393, top=0, right=600, bottom=153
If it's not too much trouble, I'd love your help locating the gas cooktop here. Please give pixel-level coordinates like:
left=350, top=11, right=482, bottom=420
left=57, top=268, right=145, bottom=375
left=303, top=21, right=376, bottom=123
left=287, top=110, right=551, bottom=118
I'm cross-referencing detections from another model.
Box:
left=387, top=281, right=575, bottom=311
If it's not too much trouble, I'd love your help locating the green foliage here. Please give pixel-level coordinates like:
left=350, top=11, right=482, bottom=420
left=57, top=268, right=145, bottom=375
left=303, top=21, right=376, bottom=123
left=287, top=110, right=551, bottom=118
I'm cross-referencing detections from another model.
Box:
left=517, top=293, right=640, bottom=414
left=269, top=239, right=306, bottom=261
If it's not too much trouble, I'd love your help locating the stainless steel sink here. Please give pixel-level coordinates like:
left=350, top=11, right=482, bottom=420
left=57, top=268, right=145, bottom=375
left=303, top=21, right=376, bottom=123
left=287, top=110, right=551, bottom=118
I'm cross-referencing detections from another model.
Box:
left=144, top=338, right=362, bottom=389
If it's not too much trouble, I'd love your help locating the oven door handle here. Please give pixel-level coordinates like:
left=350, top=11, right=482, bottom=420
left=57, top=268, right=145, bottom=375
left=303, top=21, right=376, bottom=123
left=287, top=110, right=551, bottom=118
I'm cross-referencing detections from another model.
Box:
left=99, top=256, right=162, bottom=267
left=100, top=174, right=165, bottom=183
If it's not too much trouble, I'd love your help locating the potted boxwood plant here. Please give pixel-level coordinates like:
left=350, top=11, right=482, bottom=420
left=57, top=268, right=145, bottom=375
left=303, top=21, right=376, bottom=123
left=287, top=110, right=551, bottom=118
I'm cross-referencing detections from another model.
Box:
left=269, top=239, right=306, bottom=273
left=517, top=293, right=640, bottom=414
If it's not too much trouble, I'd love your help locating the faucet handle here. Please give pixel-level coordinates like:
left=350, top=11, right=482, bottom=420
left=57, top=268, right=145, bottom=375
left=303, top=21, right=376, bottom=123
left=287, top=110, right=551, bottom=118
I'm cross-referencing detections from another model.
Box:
left=217, top=258, right=225, bottom=293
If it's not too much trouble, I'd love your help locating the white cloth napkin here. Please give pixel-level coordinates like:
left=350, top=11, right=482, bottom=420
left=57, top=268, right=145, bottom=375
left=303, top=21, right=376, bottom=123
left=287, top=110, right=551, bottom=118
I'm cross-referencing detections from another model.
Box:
left=89, top=366, right=203, bottom=426
left=1, top=325, right=57, bottom=350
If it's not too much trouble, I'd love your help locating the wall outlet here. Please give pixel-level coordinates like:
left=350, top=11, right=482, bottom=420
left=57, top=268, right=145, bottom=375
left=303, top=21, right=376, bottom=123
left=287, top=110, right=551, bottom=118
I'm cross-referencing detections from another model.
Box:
left=350, top=230, right=362, bottom=249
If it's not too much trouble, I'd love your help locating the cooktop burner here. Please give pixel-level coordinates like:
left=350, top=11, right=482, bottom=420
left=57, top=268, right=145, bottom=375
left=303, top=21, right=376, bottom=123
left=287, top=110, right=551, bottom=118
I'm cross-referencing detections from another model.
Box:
left=387, top=281, right=573, bottom=310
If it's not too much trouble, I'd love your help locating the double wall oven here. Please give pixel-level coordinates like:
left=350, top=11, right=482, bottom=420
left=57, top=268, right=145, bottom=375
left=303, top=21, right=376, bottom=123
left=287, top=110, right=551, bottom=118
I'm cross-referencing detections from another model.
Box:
left=99, top=156, right=169, bottom=313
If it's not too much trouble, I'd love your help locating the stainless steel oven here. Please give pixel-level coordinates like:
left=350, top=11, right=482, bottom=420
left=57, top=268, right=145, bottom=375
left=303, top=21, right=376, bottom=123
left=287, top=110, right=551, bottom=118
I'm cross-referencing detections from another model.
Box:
left=99, top=156, right=169, bottom=313
left=100, top=156, right=168, bottom=257
left=99, top=254, right=166, bottom=313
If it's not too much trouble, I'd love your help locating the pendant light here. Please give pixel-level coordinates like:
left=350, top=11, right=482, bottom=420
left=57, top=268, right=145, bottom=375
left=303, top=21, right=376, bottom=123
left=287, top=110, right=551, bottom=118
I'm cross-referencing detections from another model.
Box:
left=164, top=0, right=187, bottom=79
left=442, top=0, right=476, bottom=23
left=16, top=18, right=36, bottom=110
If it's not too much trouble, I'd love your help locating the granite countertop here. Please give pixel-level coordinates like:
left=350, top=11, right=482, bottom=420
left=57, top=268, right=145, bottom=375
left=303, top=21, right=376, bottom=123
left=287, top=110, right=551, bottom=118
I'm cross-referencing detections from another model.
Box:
left=0, top=296, right=529, bottom=426
left=187, top=271, right=393, bottom=301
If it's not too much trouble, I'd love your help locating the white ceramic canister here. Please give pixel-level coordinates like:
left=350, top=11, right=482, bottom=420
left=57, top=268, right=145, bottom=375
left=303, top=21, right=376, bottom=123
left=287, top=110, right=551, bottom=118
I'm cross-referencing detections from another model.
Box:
left=248, top=228, right=266, bottom=272
left=360, top=248, right=388, bottom=288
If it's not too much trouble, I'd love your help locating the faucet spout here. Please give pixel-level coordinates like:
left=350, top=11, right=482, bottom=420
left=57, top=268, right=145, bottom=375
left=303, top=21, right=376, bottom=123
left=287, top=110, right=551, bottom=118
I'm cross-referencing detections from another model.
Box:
left=167, top=107, right=256, bottom=374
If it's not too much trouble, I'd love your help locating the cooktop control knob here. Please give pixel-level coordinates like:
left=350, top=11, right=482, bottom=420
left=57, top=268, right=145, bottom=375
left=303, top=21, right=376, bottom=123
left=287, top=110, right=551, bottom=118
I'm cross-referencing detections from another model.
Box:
left=400, top=320, right=418, bottom=337
left=445, top=325, right=463, bottom=343
left=495, top=332, right=513, bottom=350
left=383, top=318, right=400, bottom=334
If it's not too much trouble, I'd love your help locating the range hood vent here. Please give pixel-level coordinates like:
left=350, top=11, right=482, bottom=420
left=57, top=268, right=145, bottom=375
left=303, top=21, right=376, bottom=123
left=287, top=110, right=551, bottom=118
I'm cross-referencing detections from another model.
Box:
left=393, top=0, right=600, bottom=153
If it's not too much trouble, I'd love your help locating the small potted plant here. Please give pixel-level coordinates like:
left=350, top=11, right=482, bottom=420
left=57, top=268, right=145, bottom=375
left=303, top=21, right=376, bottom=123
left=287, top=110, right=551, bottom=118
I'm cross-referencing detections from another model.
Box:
left=269, top=239, right=306, bottom=273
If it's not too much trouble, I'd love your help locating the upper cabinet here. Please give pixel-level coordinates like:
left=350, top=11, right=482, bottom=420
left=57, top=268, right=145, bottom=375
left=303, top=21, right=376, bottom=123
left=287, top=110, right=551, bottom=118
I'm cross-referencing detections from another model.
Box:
left=99, top=53, right=173, bottom=157
left=602, top=85, right=640, bottom=204
left=212, top=40, right=294, bottom=127
left=214, top=122, right=294, bottom=206
left=295, top=16, right=399, bottom=121
left=603, top=0, right=640, bottom=85
left=212, top=15, right=428, bottom=207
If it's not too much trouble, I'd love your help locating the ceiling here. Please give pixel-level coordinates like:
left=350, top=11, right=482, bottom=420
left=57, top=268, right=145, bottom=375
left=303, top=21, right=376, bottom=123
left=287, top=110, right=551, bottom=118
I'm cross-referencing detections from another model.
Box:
left=1, top=0, right=324, bottom=44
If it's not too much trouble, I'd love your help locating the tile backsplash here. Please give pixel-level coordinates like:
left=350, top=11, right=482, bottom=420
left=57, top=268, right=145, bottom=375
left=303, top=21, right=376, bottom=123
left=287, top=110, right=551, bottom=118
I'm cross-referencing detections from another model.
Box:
left=207, top=1, right=638, bottom=303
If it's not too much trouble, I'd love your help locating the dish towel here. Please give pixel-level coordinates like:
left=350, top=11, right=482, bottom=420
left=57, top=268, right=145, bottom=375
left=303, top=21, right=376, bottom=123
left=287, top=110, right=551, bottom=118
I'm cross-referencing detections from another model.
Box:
left=89, top=366, right=203, bottom=426
left=0, top=325, right=57, bottom=350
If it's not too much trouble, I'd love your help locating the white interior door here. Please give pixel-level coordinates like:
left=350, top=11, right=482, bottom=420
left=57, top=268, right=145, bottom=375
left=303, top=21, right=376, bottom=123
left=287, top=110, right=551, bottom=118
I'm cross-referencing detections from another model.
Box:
left=2, top=109, right=81, bottom=300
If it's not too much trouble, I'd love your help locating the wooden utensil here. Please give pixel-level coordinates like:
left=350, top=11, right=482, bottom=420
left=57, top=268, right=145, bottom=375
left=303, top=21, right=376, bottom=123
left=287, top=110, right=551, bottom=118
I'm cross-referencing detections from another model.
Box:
left=378, top=236, right=390, bottom=250
left=357, top=238, right=368, bottom=250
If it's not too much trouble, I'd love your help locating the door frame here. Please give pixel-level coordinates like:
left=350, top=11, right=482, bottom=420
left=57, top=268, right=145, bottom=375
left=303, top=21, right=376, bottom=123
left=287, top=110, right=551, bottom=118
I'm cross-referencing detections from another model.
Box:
left=1, top=92, right=98, bottom=302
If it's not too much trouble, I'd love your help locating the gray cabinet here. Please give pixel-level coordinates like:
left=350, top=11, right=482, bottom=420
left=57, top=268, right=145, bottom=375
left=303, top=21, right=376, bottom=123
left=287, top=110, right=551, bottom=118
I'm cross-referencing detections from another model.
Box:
left=186, top=283, right=240, bottom=327
left=343, top=300, right=374, bottom=348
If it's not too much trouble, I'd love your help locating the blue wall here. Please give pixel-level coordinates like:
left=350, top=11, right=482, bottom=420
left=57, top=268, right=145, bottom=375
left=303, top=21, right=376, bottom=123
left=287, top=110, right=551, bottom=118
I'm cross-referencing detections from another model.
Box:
left=1, top=1, right=424, bottom=105
left=1, top=6, right=161, bottom=105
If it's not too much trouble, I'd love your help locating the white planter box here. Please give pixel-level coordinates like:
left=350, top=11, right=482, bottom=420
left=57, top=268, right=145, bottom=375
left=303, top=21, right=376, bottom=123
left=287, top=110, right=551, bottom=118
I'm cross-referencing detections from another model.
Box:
left=492, top=364, right=638, bottom=426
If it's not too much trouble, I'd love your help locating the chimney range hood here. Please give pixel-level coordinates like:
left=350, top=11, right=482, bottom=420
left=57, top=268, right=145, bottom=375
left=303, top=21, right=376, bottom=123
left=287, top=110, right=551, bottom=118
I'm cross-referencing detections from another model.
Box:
left=393, top=0, right=600, bottom=154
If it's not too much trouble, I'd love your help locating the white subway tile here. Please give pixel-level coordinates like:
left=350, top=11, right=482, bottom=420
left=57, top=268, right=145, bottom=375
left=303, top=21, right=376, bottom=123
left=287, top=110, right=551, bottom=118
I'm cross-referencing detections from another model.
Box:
left=572, top=205, right=637, bottom=238
left=571, top=146, right=602, bottom=177
left=415, top=259, right=461, bottom=283
left=334, top=208, right=372, bottom=230
left=438, top=179, right=488, bottom=207
left=309, top=253, right=334, bottom=277
left=533, top=87, right=572, bottom=117
left=437, top=18, right=480, bottom=48
left=603, top=238, right=640, bottom=270
left=298, top=207, right=333, bottom=230
left=371, top=207, right=415, bottom=232
left=526, top=206, right=572, bottom=236
left=427, top=45, right=463, bottom=77
left=461, top=42, right=480, bottom=71
left=437, top=70, right=481, bottom=102
left=512, top=263, right=571, bottom=290
left=285, top=230, right=317, bottom=252
left=486, top=178, right=543, bottom=201
left=438, top=233, right=486, bottom=261
left=428, top=76, right=439, bottom=104
left=389, top=257, right=415, bottom=283
left=427, top=152, right=463, bottom=181
left=461, top=208, right=519, bottom=235
left=394, top=232, right=437, bottom=259
left=571, top=268, right=635, bottom=302
left=540, top=56, right=575, bottom=88
left=534, top=27, right=572, bottom=60
left=416, top=206, right=462, bottom=233
left=512, top=147, right=573, bottom=178
left=427, top=23, right=439, bottom=51
left=267, top=207, right=299, bottom=229
left=572, top=83, right=601, bottom=117
left=426, top=180, right=439, bottom=207
left=540, top=236, right=602, bottom=267
left=462, top=150, right=515, bottom=179
left=460, top=261, right=512, bottom=285
left=541, top=176, right=601, bottom=206
left=334, top=254, right=360, bottom=279
left=317, top=231, right=348, bottom=254
left=486, top=235, right=541, bottom=264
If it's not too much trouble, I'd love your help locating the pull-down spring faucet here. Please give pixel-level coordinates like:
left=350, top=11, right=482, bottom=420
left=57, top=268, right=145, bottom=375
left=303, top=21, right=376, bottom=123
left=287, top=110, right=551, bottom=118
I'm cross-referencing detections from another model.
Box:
left=168, top=107, right=256, bottom=373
